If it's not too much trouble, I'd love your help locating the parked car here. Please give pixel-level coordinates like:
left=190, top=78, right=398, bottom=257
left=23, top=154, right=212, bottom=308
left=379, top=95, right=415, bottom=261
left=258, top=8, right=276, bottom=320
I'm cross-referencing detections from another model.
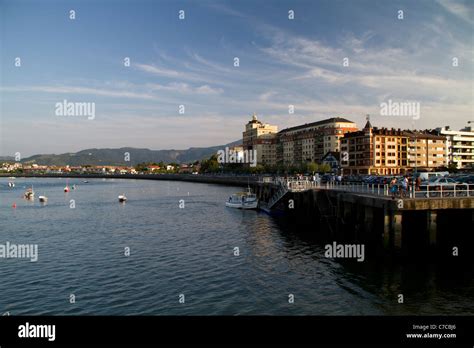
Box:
left=320, top=174, right=334, bottom=183
left=420, top=177, right=469, bottom=197
left=425, top=177, right=459, bottom=187
left=455, top=175, right=474, bottom=184
left=417, top=171, right=449, bottom=182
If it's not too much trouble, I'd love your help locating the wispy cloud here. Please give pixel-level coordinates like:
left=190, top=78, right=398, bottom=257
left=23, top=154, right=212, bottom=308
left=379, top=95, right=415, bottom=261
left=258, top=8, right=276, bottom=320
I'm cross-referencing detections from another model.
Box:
left=134, top=60, right=234, bottom=87
left=134, top=63, right=183, bottom=78
left=437, top=0, right=473, bottom=24
left=255, top=20, right=472, bottom=102
left=202, top=2, right=248, bottom=18
left=188, top=53, right=236, bottom=75
left=147, top=82, right=223, bottom=95
left=1, top=85, right=157, bottom=100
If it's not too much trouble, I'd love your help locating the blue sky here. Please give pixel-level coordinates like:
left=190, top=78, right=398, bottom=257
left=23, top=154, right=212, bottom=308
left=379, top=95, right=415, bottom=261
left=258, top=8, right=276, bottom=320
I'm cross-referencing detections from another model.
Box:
left=1, top=0, right=473, bottom=156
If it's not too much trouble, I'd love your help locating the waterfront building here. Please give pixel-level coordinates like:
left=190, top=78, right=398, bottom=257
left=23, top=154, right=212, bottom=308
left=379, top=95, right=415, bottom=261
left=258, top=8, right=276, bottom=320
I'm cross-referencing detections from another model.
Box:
left=340, top=120, right=408, bottom=175
left=277, top=117, right=358, bottom=166
left=242, top=114, right=278, bottom=166
left=435, top=125, right=474, bottom=169
left=405, top=130, right=447, bottom=170
left=340, top=121, right=448, bottom=175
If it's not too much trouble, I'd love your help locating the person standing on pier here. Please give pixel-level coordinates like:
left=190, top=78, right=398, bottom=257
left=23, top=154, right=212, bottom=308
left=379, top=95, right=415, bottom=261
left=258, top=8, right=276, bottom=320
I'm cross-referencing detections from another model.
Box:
left=390, top=177, right=398, bottom=199
left=415, top=175, right=421, bottom=191
left=402, top=176, right=408, bottom=196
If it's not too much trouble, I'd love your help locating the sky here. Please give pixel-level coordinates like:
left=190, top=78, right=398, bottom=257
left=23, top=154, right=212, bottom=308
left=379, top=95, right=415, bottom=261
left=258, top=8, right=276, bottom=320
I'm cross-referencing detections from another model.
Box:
left=0, top=0, right=473, bottom=157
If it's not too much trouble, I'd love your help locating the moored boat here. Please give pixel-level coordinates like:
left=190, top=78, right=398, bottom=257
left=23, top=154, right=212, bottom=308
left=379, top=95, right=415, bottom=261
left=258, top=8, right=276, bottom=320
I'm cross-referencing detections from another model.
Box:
left=24, top=187, right=35, bottom=200
left=118, top=194, right=127, bottom=202
left=39, top=195, right=48, bottom=203
left=225, top=187, right=258, bottom=209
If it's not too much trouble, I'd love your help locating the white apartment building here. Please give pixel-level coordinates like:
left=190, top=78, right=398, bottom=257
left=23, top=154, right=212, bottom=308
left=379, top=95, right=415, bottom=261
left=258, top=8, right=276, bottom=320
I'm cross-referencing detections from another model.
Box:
left=436, top=125, right=474, bottom=169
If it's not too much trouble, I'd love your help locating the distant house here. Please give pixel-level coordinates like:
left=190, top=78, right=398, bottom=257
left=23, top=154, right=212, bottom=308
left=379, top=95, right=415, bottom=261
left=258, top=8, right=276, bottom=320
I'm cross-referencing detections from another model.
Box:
left=114, top=167, right=129, bottom=175
left=178, top=164, right=193, bottom=173
left=82, top=166, right=100, bottom=173
left=192, top=163, right=201, bottom=173
left=146, top=165, right=161, bottom=172
left=321, top=151, right=340, bottom=172
left=100, top=166, right=117, bottom=173
left=1, top=162, right=22, bottom=172
left=166, top=165, right=175, bottom=171
left=23, top=164, right=48, bottom=173
left=46, top=166, right=62, bottom=174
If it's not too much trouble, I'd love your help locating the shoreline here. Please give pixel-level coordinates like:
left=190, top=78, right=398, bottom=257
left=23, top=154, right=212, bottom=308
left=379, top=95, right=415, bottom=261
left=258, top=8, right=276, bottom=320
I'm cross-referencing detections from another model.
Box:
left=0, top=173, right=260, bottom=188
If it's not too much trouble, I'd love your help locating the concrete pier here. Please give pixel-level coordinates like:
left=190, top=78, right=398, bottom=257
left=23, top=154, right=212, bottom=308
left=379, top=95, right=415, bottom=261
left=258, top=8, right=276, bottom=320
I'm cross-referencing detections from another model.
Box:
left=252, top=181, right=474, bottom=252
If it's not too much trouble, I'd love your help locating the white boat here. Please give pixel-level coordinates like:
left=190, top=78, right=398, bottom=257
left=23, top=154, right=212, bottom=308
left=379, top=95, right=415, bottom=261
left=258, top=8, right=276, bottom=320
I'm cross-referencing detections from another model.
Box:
left=118, top=194, right=127, bottom=202
left=225, top=187, right=258, bottom=209
left=8, top=182, right=15, bottom=188
left=39, top=195, right=48, bottom=203
left=24, top=187, right=35, bottom=200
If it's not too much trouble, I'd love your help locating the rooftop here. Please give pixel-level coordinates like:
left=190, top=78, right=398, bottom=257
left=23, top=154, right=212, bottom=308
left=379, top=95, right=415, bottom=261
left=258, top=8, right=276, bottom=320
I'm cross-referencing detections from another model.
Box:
left=343, top=127, right=446, bottom=139
left=279, top=117, right=355, bottom=134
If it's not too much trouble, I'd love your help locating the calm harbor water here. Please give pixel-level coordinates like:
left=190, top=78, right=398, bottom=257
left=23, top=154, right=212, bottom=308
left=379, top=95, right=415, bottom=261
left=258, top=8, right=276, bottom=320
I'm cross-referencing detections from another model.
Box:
left=0, top=178, right=473, bottom=315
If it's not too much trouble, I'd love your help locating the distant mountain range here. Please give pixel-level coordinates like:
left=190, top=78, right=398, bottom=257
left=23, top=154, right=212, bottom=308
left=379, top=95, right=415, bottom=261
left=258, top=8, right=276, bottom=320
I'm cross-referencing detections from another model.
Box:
left=4, top=141, right=241, bottom=166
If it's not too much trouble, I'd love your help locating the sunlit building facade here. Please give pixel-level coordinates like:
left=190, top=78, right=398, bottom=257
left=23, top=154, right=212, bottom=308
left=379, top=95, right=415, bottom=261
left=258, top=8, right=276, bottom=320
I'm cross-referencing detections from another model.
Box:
left=242, top=114, right=278, bottom=166
left=277, top=117, right=358, bottom=166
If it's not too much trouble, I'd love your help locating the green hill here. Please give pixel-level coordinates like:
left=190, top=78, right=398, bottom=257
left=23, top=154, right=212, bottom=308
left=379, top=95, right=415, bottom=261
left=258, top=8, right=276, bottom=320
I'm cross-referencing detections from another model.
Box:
left=19, top=141, right=241, bottom=166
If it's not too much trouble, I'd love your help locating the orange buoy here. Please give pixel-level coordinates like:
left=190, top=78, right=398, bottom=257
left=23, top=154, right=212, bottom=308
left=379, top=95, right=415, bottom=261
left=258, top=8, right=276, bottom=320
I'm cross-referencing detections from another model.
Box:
left=12, top=203, right=17, bottom=208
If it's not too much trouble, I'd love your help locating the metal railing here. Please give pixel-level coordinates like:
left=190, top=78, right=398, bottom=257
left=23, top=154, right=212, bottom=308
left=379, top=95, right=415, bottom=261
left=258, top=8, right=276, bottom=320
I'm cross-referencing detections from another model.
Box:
left=259, top=176, right=474, bottom=199
left=285, top=180, right=320, bottom=192
left=267, top=181, right=289, bottom=209
left=325, top=182, right=474, bottom=198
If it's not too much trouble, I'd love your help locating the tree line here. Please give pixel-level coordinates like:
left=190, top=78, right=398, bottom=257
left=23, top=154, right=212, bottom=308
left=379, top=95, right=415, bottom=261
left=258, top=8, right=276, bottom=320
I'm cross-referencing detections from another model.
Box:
left=199, top=154, right=333, bottom=174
